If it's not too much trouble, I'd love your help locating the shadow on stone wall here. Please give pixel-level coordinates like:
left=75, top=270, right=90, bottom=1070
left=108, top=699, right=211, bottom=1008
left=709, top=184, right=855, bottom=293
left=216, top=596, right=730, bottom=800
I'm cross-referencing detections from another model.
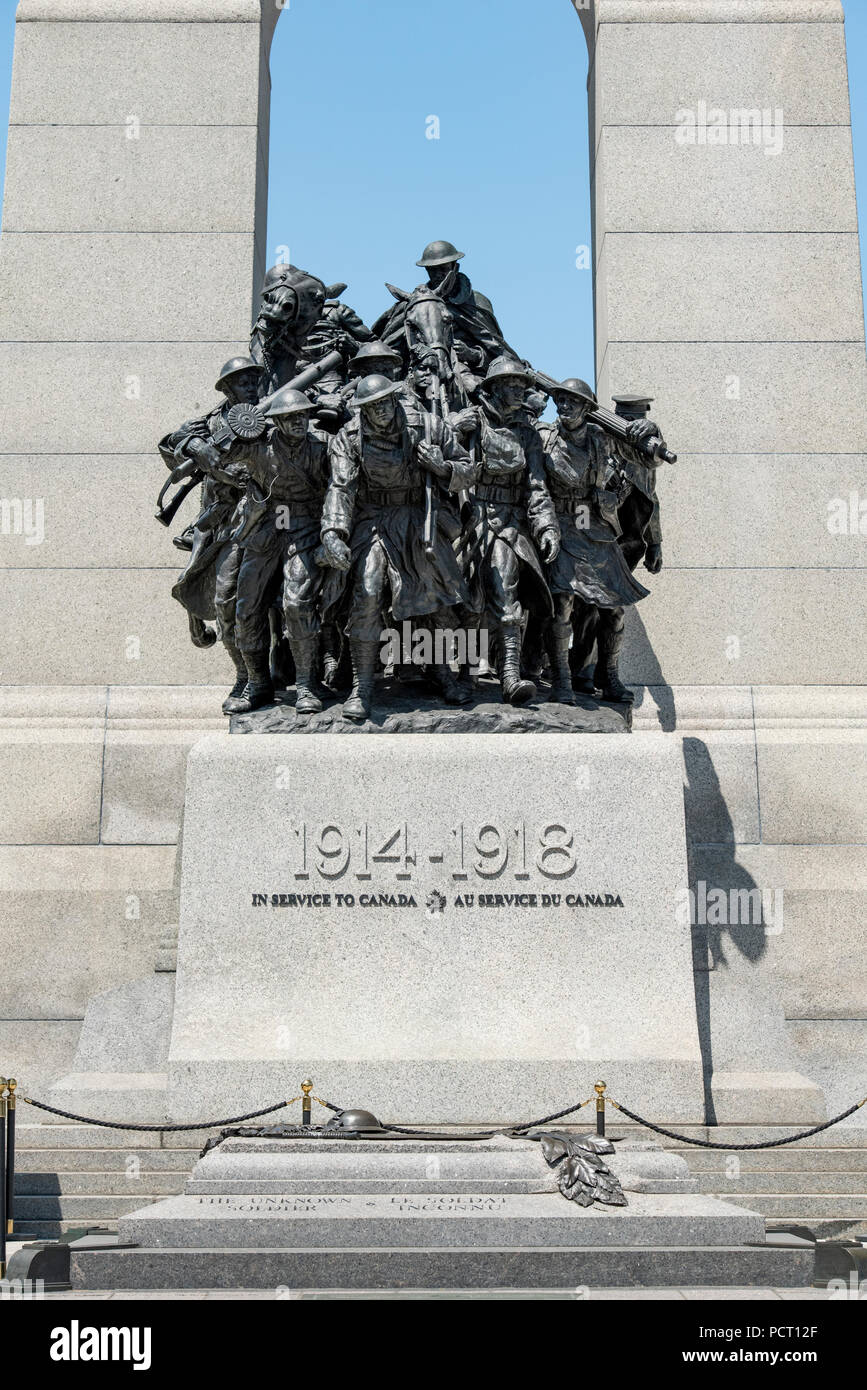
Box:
left=624, top=608, right=676, bottom=731
left=684, top=737, right=772, bottom=1125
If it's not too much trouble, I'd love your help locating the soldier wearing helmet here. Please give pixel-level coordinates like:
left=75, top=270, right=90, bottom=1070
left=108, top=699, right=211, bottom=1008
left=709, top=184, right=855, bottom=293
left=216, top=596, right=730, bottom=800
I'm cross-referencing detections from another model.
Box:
left=457, top=357, right=559, bottom=705
left=348, top=340, right=405, bottom=381
left=372, top=240, right=521, bottom=393
left=538, top=379, right=657, bottom=705
left=318, top=374, right=478, bottom=722
left=157, top=356, right=265, bottom=707
left=213, top=384, right=332, bottom=715
left=338, top=340, right=415, bottom=411
left=319, top=340, right=415, bottom=437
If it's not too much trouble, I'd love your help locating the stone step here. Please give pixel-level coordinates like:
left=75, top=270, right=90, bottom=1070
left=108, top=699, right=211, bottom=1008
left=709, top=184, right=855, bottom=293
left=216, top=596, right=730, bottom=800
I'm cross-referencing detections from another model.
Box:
left=663, top=1125, right=867, bottom=1149
left=678, top=1148, right=867, bottom=1173
left=15, top=1195, right=174, bottom=1221
left=716, top=1193, right=867, bottom=1219
left=13, top=1124, right=200, bottom=1152
left=14, top=1148, right=196, bottom=1173
left=15, top=1172, right=186, bottom=1197
left=69, top=1244, right=814, bottom=1291
left=10, top=1219, right=119, bottom=1239
left=695, top=1172, right=866, bottom=1195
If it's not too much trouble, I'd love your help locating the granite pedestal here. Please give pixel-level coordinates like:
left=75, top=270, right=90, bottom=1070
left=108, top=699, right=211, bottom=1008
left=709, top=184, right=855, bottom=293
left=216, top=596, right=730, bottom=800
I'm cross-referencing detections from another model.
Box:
left=69, top=1134, right=814, bottom=1290
left=161, top=731, right=704, bottom=1123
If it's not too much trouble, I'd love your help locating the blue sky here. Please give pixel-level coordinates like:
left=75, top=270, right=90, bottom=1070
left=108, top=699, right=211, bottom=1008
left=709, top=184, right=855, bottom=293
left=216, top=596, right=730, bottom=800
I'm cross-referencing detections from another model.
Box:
left=0, top=0, right=865, bottom=384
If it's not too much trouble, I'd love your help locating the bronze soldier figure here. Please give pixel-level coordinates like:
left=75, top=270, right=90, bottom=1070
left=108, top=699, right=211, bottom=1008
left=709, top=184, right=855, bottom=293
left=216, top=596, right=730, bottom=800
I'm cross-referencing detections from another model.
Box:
left=537, top=379, right=652, bottom=706
left=611, top=393, right=664, bottom=576
left=562, top=391, right=667, bottom=700
left=158, top=357, right=264, bottom=697
left=334, top=340, right=417, bottom=421
left=374, top=240, right=522, bottom=392
left=293, top=282, right=374, bottom=430
left=319, top=374, right=477, bottom=722
left=457, top=358, right=560, bottom=705
left=217, top=386, right=331, bottom=715
left=345, top=340, right=408, bottom=389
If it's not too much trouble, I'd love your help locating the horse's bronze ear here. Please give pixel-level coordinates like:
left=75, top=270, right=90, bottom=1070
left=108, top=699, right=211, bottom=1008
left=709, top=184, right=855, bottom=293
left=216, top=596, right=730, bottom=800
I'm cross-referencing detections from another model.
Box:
left=324, top=282, right=347, bottom=300
left=385, top=282, right=411, bottom=302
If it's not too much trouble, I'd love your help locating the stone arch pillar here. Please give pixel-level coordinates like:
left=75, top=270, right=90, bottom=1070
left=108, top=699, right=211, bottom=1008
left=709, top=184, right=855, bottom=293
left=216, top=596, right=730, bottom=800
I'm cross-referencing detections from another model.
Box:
left=0, top=0, right=275, bottom=684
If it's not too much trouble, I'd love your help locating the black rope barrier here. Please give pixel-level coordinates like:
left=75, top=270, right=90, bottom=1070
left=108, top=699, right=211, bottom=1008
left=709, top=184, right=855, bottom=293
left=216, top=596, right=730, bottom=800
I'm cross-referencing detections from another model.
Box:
left=13, top=1083, right=866, bottom=1151
left=20, top=1096, right=292, bottom=1132
left=512, top=1096, right=597, bottom=1133
left=609, top=1096, right=867, bottom=1150
left=380, top=1095, right=595, bottom=1141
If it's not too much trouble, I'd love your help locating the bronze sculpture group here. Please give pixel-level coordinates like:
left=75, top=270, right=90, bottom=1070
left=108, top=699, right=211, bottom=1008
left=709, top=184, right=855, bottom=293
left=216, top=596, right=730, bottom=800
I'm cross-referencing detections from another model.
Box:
left=157, top=242, right=673, bottom=723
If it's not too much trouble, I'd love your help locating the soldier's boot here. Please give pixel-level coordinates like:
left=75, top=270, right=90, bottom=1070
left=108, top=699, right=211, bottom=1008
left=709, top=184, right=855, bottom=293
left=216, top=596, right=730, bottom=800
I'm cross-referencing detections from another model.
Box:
left=593, top=617, right=634, bottom=704
left=430, top=615, right=473, bottom=706
left=343, top=640, right=378, bottom=723
left=548, top=623, right=577, bottom=705
left=570, top=609, right=598, bottom=696
left=499, top=627, right=536, bottom=705
left=223, top=649, right=274, bottom=715
left=291, top=635, right=323, bottom=715
left=432, top=663, right=472, bottom=706
left=522, top=621, right=546, bottom=684
left=455, top=661, right=478, bottom=702
left=221, top=637, right=250, bottom=716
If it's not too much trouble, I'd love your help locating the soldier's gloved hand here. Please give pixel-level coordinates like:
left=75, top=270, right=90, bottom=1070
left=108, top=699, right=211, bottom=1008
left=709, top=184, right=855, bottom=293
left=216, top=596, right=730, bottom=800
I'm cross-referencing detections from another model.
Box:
left=626, top=419, right=660, bottom=450
left=418, top=442, right=450, bottom=479
left=185, top=437, right=221, bottom=469
left=223, top=464, right=250, bottom=489
left=451, top=407, right=479, bottom=438
left=539, top=528, right=560, bottom=564
left=454, top=342, right=484, bottom=368
left=320, top=529, right=352, bottom=572
left=644, top=543, right=663, bottom=574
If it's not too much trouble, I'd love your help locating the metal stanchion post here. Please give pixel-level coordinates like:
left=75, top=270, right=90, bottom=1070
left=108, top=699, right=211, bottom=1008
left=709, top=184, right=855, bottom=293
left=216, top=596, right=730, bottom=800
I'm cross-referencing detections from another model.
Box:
left=595, top=1080, right=607, bottom=1139
left=6, top=1079, right=15, bottom=1242
left=0, top=1079, right=7, bottom=1279
left=301, top=1079, right=313, bottom=1127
